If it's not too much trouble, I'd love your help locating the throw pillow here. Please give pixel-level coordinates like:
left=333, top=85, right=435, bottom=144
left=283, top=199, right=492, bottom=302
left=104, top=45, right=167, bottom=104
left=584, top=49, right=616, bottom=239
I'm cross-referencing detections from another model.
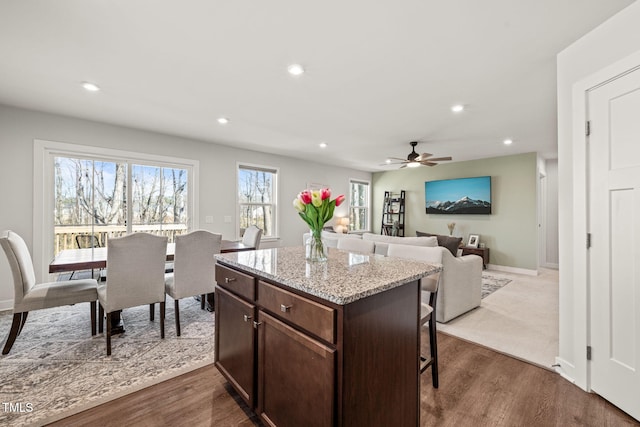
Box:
left=416, top=231, right=462, bottom=257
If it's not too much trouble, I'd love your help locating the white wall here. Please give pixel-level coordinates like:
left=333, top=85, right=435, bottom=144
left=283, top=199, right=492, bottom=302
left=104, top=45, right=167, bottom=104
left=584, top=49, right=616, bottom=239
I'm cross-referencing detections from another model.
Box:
left=557, top=1, right=640, bottom=389
left=0, top=105, right=371, bottom=309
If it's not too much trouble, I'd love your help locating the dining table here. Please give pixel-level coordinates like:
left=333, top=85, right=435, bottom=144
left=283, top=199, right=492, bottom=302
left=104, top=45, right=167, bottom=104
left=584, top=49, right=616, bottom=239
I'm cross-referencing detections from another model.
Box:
left=49, top=239, right=256, bottom=334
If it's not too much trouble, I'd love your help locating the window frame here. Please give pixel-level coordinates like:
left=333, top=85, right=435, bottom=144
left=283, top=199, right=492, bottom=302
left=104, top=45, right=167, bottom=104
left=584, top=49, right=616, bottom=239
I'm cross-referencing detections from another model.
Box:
left=348, top=178, right=371, bottom=233
left=236, top=162, right=279, bottom=241
left=34, top=139, right=199, bottom=280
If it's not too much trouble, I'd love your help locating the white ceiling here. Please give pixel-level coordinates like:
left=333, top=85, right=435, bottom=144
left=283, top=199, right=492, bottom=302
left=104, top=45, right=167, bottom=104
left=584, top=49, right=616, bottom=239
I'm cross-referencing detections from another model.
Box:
left=0, top=1, right=634, bottom=171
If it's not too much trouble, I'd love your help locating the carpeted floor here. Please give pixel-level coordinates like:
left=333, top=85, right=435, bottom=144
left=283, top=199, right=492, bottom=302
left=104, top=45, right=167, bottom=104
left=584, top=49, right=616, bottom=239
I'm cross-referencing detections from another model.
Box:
left=0, top=296, right=214, bottom=426
left=439, top=268, right=559, bottom=370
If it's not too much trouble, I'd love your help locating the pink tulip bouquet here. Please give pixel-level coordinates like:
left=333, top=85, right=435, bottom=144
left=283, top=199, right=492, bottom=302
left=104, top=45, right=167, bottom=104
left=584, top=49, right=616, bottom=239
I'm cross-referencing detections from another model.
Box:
left=293, top=188, right=345, bottom=261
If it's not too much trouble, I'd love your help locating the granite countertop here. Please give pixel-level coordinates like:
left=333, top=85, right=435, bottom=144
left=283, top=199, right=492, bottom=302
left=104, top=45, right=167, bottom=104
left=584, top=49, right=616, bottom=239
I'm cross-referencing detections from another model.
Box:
left=215, top=246, right=442, bottom=305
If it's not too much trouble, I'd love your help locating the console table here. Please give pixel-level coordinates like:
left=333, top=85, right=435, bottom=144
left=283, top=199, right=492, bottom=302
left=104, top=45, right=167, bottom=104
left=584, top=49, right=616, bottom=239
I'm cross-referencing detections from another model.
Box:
left=461, top=246, right=489, bottom=269
left=214, top=247, right=441, bottom=427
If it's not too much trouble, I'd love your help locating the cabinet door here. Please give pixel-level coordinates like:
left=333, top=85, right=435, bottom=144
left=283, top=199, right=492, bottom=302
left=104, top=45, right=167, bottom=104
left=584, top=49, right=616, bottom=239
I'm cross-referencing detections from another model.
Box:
left=257, top=310, right=335, bottom=427
left=215, top=286, right=256, bottom=407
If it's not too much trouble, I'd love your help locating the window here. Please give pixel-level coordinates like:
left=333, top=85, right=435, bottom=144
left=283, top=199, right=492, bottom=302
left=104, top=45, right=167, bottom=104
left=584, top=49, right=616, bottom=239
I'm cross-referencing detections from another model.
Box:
left=237, top=164, right=277, bottom=239
left=35, top=140, right=198, bottom=279
left=349, top=179, right=370, bottom=232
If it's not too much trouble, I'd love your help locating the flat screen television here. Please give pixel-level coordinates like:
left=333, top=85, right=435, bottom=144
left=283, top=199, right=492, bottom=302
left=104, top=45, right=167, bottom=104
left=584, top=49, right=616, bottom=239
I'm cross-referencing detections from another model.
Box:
left=425, top=176, right=491, bottom=214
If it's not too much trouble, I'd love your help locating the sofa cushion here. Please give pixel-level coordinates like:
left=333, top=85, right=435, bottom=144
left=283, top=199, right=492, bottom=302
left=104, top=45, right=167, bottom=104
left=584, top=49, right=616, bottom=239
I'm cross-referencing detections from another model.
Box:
left=361, top=233, right=437, bottom=256
left=416, top=231, right=462, bottom=257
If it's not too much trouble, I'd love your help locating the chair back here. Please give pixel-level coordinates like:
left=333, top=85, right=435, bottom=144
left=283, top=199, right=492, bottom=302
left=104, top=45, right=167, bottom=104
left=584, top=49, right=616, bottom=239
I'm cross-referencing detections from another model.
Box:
left=104, top=233, right=167, bottom=312
left=242, top=225, right=263, bottom=249
left=76, top=234, right=101, bottom=249
left=173, top=230, right=222, bottom=298
left=337, top=238, right=375, bottom=254
left=387, top=244, right=443, bottom=293
left=0, top=230, right=36, bottom=303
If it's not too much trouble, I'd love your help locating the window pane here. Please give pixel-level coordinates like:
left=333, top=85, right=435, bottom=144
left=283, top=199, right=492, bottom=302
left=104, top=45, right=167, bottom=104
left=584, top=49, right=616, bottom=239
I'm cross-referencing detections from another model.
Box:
left=238, top=165, right=276, bottom=239
left=162, top=167, right=188, bottom=241
left=54, top=157, right=127, bottom=254
left=349, top=181, right=369, bottom=231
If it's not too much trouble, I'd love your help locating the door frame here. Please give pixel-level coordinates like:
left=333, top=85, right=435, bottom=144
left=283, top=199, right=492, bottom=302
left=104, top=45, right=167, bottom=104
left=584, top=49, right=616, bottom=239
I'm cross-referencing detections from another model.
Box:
left=570, top=49, right=640, bottom=391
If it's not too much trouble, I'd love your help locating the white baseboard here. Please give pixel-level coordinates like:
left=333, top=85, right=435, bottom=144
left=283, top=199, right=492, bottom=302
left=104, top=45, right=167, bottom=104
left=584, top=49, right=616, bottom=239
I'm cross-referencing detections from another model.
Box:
left=0, top=299, right=13, bottom=312
left=543, top=262, right=559, bottom=269
left=486, top=264, right=539, bottom=276
left=554, top=356, right=579, bottom=386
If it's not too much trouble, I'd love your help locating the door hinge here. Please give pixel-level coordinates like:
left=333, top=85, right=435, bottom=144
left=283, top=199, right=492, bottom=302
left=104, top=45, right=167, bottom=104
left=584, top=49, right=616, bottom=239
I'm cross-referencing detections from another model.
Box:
left=586, top=121, right=591, bottom=137
left=587, top=346, right=592, bottom=360
left=587, top=233, right=592, bottom=249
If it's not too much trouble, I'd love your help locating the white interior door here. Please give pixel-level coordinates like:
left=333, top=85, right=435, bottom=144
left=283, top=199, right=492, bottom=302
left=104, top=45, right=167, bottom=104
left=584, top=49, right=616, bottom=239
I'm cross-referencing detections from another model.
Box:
left=588, top=66, right=640, bottom=421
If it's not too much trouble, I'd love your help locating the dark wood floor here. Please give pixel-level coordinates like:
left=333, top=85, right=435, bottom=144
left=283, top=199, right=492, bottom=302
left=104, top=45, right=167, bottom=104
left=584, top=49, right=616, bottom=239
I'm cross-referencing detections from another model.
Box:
left=47, top=332, right=639, bottom=427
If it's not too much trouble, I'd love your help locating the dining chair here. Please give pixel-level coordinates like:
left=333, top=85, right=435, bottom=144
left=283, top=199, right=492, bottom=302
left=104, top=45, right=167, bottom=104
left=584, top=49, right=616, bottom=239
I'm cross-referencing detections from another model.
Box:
left=387, top=243, right=443, bottom=388
left=97, top=232, right=168, bottom=355
left=242, top=225, right=263, bottom=249
left=164, top=230, right=221, bottom=336
left=336, top=238, right=375, bottom=254
left=0, top=230, right=98, bottom=355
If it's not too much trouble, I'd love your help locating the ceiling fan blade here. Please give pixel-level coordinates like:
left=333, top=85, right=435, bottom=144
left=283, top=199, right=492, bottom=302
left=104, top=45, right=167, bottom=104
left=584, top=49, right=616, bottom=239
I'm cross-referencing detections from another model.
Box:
left=400, top=164, right=408, bottom=169
left=421, top=162, right=438, bottom=166
left=426, top=156, right=452, bottom=162
left=387, top=157, right=408, bottom=162
left=415, top=153, right=433, bottom=161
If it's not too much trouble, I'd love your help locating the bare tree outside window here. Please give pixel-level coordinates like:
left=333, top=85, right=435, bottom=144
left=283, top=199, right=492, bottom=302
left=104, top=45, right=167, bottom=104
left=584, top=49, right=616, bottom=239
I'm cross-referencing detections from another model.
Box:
left=349, top=180, right=369, bottom=232
left=54, top=156, right=189, bottom=254
left=238, top=166, right=276, bottom=238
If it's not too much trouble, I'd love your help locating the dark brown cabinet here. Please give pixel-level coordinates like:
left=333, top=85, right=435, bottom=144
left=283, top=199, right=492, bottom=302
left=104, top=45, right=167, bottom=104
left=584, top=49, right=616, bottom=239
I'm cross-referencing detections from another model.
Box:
left=215, top=261, right=421, bottom=427
left=214, top=286, right=256, bottom=407
left=461, top=246, right=490, bottom=269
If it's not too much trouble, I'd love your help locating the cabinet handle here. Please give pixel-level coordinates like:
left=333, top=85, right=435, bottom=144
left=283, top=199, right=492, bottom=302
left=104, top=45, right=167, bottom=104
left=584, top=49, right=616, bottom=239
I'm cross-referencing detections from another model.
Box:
left=243, top=314, right=252, bottom=322
left=253, top=321, right=262, bottom=329
left=280, top=304, right=292, bottom=313
left=224, top=277, right=236, bottom=283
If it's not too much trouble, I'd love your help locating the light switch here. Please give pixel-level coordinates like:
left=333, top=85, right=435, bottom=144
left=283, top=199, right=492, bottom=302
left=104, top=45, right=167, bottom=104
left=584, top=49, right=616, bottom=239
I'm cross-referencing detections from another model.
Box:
left=205, top=216, right=214, bottom=224
left=224, top=216, right=232, bottom=223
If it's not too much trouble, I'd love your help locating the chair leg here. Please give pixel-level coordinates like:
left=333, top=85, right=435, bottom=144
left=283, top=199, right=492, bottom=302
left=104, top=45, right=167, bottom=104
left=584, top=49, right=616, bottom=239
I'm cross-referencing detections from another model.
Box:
left=2, top=313, right=22, bottom=355
left=175, top=299, right=181, bottom=337
left=200, top=294, right=205, bottom=310
left=18, top=312, right=29, bottom=336
left=429, top=318, right=439, bottom=388
left=90, top=301, right=97, bottom=336
left=98, top=304, right=104, bottom=333
left=106, top=312, right=112, bottom=356
left=150, top=303, right=155, bottom=321
left=160, top=301, right=165, bottom=339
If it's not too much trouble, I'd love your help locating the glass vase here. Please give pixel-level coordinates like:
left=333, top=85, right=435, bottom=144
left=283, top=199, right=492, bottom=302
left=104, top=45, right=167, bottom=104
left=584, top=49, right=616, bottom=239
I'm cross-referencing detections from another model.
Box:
left=305, top=231, right=328, bottom=262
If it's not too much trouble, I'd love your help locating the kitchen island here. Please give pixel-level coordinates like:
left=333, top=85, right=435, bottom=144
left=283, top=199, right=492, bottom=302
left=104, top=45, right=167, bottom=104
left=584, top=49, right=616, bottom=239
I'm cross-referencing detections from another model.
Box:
left=214, top=246, right=441, bottom=427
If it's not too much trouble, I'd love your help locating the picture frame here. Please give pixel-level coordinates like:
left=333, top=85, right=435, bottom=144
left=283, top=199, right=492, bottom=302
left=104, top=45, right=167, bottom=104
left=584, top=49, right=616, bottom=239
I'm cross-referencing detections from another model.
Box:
left=467, top=234, right=480, bottom=248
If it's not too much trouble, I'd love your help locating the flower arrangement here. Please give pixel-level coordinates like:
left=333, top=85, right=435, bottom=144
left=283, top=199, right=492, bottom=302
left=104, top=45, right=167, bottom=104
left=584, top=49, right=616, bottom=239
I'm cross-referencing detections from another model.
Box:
left=447, top=222, right=456, bottom=236
left=293, top=188, right=345, bottom=261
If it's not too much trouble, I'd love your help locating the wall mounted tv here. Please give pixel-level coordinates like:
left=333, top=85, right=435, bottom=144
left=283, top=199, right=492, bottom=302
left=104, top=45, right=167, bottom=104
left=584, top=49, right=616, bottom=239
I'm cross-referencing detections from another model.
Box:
left=425, top=176, right=492, bottom=214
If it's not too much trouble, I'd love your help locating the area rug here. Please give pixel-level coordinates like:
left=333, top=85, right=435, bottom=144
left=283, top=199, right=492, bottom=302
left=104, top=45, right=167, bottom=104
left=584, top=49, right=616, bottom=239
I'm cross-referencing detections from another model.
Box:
left=481, top=272, right=512, bottom=299
left=0, top=296, right=214, bottom=426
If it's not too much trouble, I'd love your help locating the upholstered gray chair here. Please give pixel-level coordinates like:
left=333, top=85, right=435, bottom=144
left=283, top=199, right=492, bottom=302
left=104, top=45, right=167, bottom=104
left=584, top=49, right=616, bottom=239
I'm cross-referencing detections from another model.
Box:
left=97, top=233, right=168, bottom=355
left=387, top=243, right=443, bottom=388
left=0, top=230, right=98, bottom=355
left=242, top=225, right=263, bottom=249
left=336, top=238, right=375, bottom=254
left=164, top=230, right=221, bottom=336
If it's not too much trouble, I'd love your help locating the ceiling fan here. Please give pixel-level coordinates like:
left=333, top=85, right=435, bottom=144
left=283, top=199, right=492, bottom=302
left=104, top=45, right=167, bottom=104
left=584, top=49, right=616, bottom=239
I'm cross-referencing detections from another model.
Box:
left=385, top=141, right=453, bottom=168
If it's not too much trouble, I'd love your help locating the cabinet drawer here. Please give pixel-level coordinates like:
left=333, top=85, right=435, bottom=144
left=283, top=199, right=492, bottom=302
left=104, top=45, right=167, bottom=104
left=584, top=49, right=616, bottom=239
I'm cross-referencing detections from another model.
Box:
left=216, top=264, right=256, bottom=300
left=258, top=280, right=335, bottom=344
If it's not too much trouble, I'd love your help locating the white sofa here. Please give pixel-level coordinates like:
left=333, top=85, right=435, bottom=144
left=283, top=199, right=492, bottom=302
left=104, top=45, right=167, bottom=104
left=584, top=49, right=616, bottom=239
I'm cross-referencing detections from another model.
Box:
left=301, top=231, right=482, bottom=322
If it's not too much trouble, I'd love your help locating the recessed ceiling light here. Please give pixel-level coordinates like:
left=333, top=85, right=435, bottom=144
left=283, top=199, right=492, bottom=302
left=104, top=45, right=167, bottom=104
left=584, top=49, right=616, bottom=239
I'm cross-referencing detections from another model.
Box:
left=451, top=104, right=464, bottom=113
left=217, top=117, right=229, bottom=125
left=319, top=142, right=327, bottom=148
left=503, top=138, right=513, bottom=145
left=82, top=82, right=100, bottom=92
left=385, top=159, right=392, bottom=164
left=287, top=64, right=305, bottom=76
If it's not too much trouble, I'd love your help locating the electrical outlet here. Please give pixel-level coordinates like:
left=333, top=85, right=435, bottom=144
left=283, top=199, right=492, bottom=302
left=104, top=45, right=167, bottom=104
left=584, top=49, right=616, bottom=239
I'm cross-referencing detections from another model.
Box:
left=224, top=216, right=232, bottom=223
left=205, top=216, right=214, bottom=224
